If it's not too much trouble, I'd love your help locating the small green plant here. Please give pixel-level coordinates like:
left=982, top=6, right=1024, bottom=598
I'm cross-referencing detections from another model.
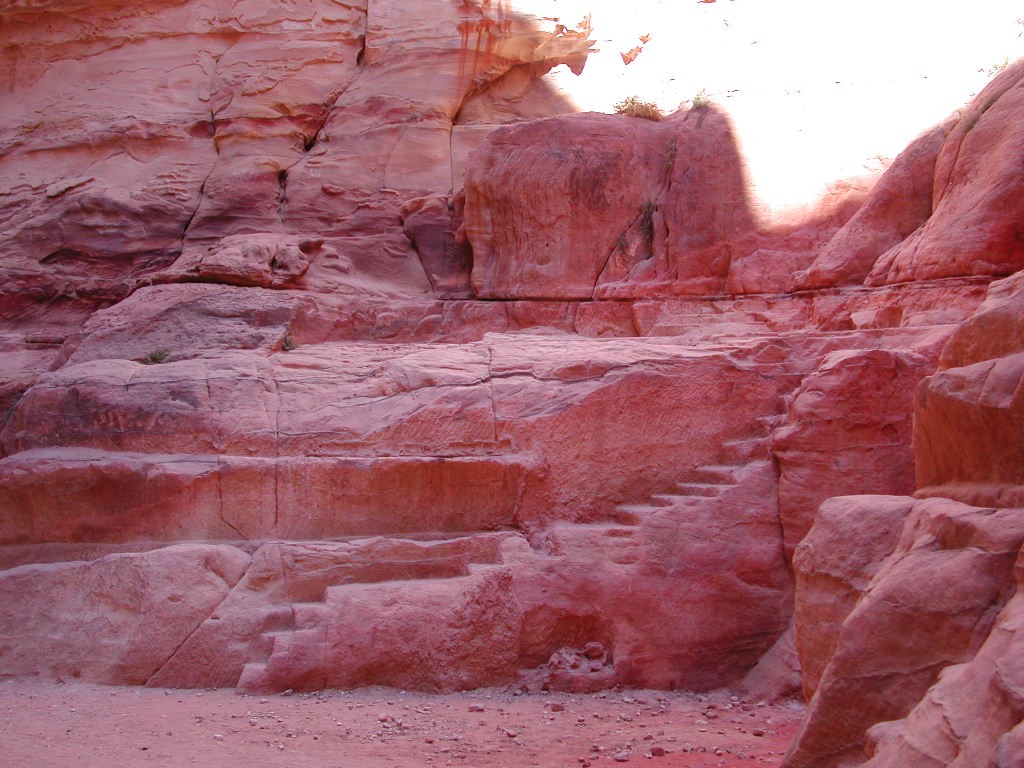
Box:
left=613, top=96, right=663, bottom=121
left=690, top=89, right=710, bottom=110
left=143, top=349, right=168, bottom=365
left=281, top=335, right=297, bottom=352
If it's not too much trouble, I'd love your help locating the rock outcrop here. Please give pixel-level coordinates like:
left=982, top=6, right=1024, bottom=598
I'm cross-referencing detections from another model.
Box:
left=1, top=9, right=1023, bottom=764
left=0, top=543, right=250, bottom=684
left=787, top=498, right=1024, bottom=768
left=914, top=270, right=1024, bottom=508
left=783, top=248, right=1024, bottom=767
left=797, top=60, right=1024, bottom=289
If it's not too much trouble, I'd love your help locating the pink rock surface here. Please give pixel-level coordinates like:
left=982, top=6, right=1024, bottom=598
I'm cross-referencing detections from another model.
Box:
left=0, top=449, right=529, bottom=545
left=859, top=552, right=1024, bottom=767
left=2, top=0, right=1023, bottom=731
left=786, top=498, right=1024, bottom=768
left=149, top=534, right=518, bottom=688
left=796, top=122, right=950, bottom=290
left=790, top=495, right=916, bottom=699
left=738, top=624, right=802, bottom=704
left=465, top=112, right=689, bottom=299
left=242, top=566, right=523, bottom=692
left=939, top=269, right=1024, bottom=369
left=866, top=61, right=1024, bottom=285
left=1, top=0, right=593, bottom=313
left=465, top=107, right=836, bottom=300
left=0, top=543, right=249, bottom=684
left=771, top=348, right=934, bottom=559
left=915, top=270, right=1024, bottom=507
left=0, top=335, right=793, bottom=542
left=227, top=462, right=794, bottom=695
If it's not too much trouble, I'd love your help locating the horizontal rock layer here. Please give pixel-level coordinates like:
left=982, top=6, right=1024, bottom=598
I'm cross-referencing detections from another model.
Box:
left=1, top=10, right=1023, bottom=763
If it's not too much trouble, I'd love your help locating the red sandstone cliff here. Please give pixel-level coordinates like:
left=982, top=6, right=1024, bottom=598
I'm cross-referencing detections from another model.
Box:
left=1, top=3, right=1023, bottom=766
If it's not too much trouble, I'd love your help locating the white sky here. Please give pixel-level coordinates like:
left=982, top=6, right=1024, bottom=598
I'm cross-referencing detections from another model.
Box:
left=533, top=0, right=1024, bottom=213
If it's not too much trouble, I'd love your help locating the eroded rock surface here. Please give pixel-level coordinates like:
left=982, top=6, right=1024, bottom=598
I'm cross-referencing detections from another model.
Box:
left=1, top=7, right=1023, bottom=756
left=0, top=543, right=249, bottom=684
left=787, top=498, right=1024, bottom=768
left=915, top=270, right=1024, bottom=507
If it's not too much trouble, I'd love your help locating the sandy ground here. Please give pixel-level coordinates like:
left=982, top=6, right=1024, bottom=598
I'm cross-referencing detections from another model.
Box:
left=0, top=681, right=805, bottom=768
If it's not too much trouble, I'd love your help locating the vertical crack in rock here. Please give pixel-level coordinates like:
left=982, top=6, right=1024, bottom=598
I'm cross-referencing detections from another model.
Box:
left=179, top=45, right=225, bottom=250
left=660, top=137, right=678, bottom=273
left=302, top=4, right=368, bottom=155
left=486, top=345, right=499, bottom=443
left=591, top=206, right=647, bottom=300
left=592, top=132, right=678, bottom=298
left=767, top=449, right=793, bottom=575
left=263, top=357, right=283, bottom=530
left=182, top=52, right=226, bottom=247
left=144, top=551, right=253, bottom=686
left=399, top=216, right=435, bottom=295
left=276, top=168, right=288, bottom=223
left=216, top=466, right=246, bottom=539
left=448, top=116, right=456, bottom=197
left=178, top=121, right=218, bottom=248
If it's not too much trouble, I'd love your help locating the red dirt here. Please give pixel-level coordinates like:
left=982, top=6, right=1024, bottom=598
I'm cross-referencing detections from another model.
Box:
left=0, top=681, right=804, bottom=767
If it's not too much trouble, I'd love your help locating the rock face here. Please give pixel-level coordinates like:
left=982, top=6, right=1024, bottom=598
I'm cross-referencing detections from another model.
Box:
left=914, top=270, right=1024, bottom=507
left=0, top=544, right=250, bottom=684
left=0, top=0, right=594, bottom=315
left=794, top=122, right=950, bottom=290
left=1, top=6, right=1024, bottom=757
left=465, top=107, right=761, bottom=299
left=790, top=495, right=917, bottom=700
left=866, top=61, right=1024, bottom=285
left=787, top=498, right=1024, bottom=768
left=798, top=60, right=1024, bottom=289
left=771, top=348, right=935, bottom=560
left=861, top=559, right=1024, bottom=768
left=782, top=260, right=1024, bottom=767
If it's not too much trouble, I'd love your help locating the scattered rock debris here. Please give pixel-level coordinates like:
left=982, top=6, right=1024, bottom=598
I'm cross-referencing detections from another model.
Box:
left=0, top=681, right=805, bottom=767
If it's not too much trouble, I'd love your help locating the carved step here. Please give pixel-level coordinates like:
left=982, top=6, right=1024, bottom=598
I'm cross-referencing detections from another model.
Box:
left=679, top=464, right=741, bottom=484
left=609, top=504, right=655, bottom=525
left=236, top=662, right=268, bottom=692
left=292, top=602, right=331, bottom=629
left=237, top=532, right=514, bottom=688
left=608, top=462, right=745, bottom=524
left=723, top=437, right=769, bottom=461
left=671, top=481, right=723, bottom=497
left=649, top=492, right=708, bottom=507
left=247, top=630, right=290, bottom=664
left=543, top=522, right=643, bottom=564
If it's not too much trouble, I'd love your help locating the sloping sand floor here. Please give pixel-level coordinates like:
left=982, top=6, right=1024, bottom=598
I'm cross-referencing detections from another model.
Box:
left=0, top=681, right=805, bottom=768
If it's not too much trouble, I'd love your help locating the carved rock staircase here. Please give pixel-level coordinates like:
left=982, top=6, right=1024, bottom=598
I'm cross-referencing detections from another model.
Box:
left=235, top=532, right=518, bottom=693
left=541, top=415, right=780, bottom=565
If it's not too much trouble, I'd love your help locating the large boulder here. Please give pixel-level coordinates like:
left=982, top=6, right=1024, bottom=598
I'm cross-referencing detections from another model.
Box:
left=465, top=107, right=761, bottom=299
left=866, top=61, right=1024, bottom=285
left=915, top=270, right=1024, bottom=506
left=859, top=552, right=1024, bottom=767
left=0, top=543, right=250, bottom=684
left=786, top=498, right=1024, bottom=768
left=771, top=348, right=935, bottom=559
left=791, top=495, right=916, bottom=699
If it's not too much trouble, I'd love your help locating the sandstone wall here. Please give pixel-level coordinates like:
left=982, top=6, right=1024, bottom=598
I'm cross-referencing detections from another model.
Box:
left=1, top=1, right=1023, bottom=728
